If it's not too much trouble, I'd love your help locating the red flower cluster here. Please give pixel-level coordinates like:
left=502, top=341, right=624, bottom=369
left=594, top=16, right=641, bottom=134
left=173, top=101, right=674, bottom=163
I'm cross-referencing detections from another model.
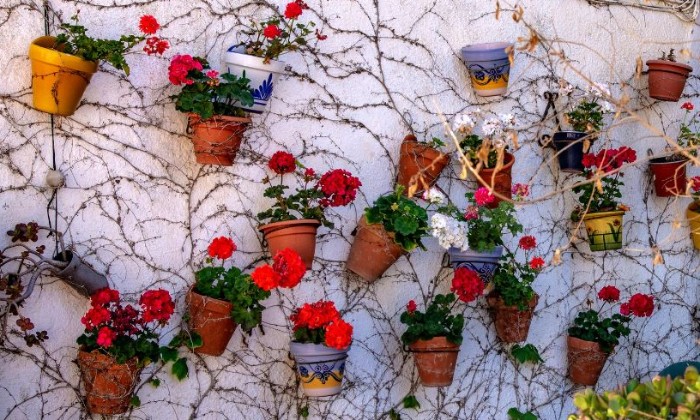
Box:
left=168, top=55, right=203, bottom=85
left=518, top=235, right=537, bottom=250
left=463, top=206, right=479, bottom=220
left=529, top=257, right=545, bottom=270
left=581, top=147, right=637, bottom=173
left=682, top=102, right=694, bottom=111
left=208, top=236, right=236, bottom=260
left=318, top=169, right=362, bottom=207
left=451, top=268, right=485, bottom=303
left=597, top=285, right=620, bottom=302
left=138, top=15, right=169, bottom=56
left=268, top=151, right=297, bottom=174
left=290, top=300, right=353, bottom=350
left=406, top=300, right=417, bottom=314
left=140, top=289, right=175, bottom=324
left=511, top=183, right=530, bottom=198
left=690, top=176, right=700, bottom=193
left=474, top=187, right=495, bottom=206
left=251, top=248, right=307, bottom=291
left=284, top=2, right=304, bottom=19
left=139, top=15, right=160, bottom=34
left=263, top=24, right=282, bottom=39
left=620, top=293, right=654, bottom=317
left=97, top=326, right=117, bottom=347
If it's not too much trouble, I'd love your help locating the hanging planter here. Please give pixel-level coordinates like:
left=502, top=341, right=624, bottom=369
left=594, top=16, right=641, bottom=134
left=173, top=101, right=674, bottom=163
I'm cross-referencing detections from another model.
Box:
left=648, top=156, right=688, bottom=197
left=187, top=114, right=251, bottom=166
left=687, top=201, right=700, bottom=250
left=346, top=216, right=405, bottom=282
left=289, top=342, right=350, bottom=397
left=487, top=293, right=538, bottom=343
left=186, top=289, right=237, bottom=356
left=459, top=42, right=513, bottom=97
left=53, top=250, right=108, bottom=296
left=446, top=246, right=503, bottom=282
left=476, top=151, right=515, bottom=208
left=647, top=50, right=693, bottom=102
left=552, top=131, right=587, bottom=173
left=581, top=210, right=625, bottom=252
left=396, top=135, right=450, bottom=196
left=77, top=350, right=142, bottom=415
left=224, top=48, right=286, bottom=114
left=259, top=219, right=321, bottom=270
left=408, top=337, right=460, bottom=387
left=567, top=336, right=610, bottom=386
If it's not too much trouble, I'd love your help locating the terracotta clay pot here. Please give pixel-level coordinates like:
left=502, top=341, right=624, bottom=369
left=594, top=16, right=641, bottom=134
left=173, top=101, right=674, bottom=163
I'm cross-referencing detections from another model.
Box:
left=186, top=289, right=237, bottom=356
left=487, top=293, right=538, bottom=343
left=687, top=201, right=700, bottom=250
left=397, top=135, right=450, bottom=196
left=259, top=219, right=321, bottom=269
left=77, top=350, right=142, bottom=415
left=648, top=157, right=688, bottom=197
left=187, top=114, right=251, bottom=166
left=567, top=336, right=611, bottom=386
left=646, top=60, right=693, bottom=102
left=346, top=216, right=404, bottom=282
left=476, top=152, right=514, bottom=208
left=408, top=337, right=460, bottom=387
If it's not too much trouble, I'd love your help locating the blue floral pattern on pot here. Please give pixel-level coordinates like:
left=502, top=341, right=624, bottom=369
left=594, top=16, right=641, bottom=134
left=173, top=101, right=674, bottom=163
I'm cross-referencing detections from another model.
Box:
left=252, top=73, right=274, bottom=108
left=467, top=62, right=510, bottom=86
left=297, top=361, right=346, bottom=385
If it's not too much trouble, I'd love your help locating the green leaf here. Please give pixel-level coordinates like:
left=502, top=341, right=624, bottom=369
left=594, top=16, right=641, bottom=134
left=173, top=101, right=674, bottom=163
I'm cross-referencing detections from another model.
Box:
left=171, top=357, right=189, bottom=381
left=511, top=344, right=543, bottom=364
left=402, top=395, right=420, bottom=410
left=388, top=409, right=401, bottom=420
left=299, top=405, right=309, bottom=418
left=130, top=395, right=141, bottom=407
left=149, top=378, right=161, bottom=388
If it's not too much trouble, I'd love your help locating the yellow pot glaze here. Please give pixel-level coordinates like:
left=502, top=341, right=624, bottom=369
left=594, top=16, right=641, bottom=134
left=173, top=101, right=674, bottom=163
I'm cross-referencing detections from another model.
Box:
left=29, top=36, right=97, bottom=116
left=687, top=202, right=700, bottom=250
left=582, top=210, right=625, bottom=252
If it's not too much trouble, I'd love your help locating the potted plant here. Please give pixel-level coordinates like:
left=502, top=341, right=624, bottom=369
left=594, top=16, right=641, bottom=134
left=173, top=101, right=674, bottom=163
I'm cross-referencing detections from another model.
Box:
left=187, top=236, right=306, bottom=356
left=459, top=42, right=513, bottom=97
left=289, top=299, right=353, bottom=397
left=76, top=288, right=189, bottom=414
left=568, top=366, right=700, bottom=419
left=346, top=186, right=429, bottom=282
left=687, top=176, right=700, bottom=250
left=396, top=134, right=450, bottom=197
left=257, top=151, right=362, bottom=269
left=224, top=0, right=326, bottom=113
left=452, top=109, right=518, bottom=206
left=29, top=14, right=168, bottom=116
left=553, top=82, right=614, bottom=173
left=169, top=54, right=254, bottom=166
left=649, top=102, right=699, bottom=197
left=400, top=268, right=484, bottom=387
left=431, top=187, right=523, bottom=281
left=572, top=146, right=637, bottom=252
left=647, top=49, right=693, bottom=102
left=567, top=285, right=655, bottom=386
left=487, top=235, right=545, bottom=343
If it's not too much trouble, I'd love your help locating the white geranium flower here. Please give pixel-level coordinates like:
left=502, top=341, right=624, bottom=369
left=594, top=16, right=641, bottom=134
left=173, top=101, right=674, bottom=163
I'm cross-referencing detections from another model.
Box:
left=452, top=113, right=476, bottom=133
left=429, top=214, right=469, bottom=250
left=600, top=100, right=614, bottom=113
left=482, top=117, right=503, bottom=137
left=422, top=188, right=446, bottom=205
left=500, top=113, right=516, bottom=129
left=589, top=82, right=611, bottom=99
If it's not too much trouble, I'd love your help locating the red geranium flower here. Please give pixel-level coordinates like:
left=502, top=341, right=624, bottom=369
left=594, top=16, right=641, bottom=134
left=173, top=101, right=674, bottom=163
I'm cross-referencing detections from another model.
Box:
left=96, top=326, right=117, bottom=347
left=81, top=306, right=111, bottom=329
left=315, top=29, right=327, bottom=41
left=620, top=302, right=631, bottom=316
left=139, top=289, right=175, bottom=324
left=627, top=293, right=654, bottom=317
left=511, top=183, right=529, bottom=198
left=268, top=151, right=297, bottom=174
left=581, top=153, right=596, bottom=169
left=208, top=236, right=236, bottom=260
left=682, top=102, right=694, bottom=111
left=263, top=24, right=282, bottom=39
left=304, top=168, right=316, bottom=180
left=318, top=169, right=362, bottom=207
left=474, top=187, right=495, bottom=207
left=529, top=257, right=545, bottom=270
left=91, top=288, right=120, bottom=307
left=139, top=15, right=160, bottom=35
left=690, top=176, right=700, bottom=193
left=518, top=235, right=537, bottom=250
left=143, top=37, right=169, bottom=55
left=597, top=285, right=620, bottom=302
left=251, top=265, right=281, bottom=291
left=406, top=300, right=417, bottom=314
left=324, top=318, right=353, bottom=350
left=273, top=248, right=307, bottom=288
left=168, top=55, right=203, bottom=85
left=463, top=206, right=479, bottom=220
left=290, top=300, right=340, bottom=330
left=284, top=2, right=303, bottom=19
left=451, top=267, right=484, bottom=303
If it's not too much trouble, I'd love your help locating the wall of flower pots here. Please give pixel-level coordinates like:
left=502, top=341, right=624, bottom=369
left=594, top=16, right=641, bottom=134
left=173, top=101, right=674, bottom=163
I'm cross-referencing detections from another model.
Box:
left=1, top=0, right=699, bottom=419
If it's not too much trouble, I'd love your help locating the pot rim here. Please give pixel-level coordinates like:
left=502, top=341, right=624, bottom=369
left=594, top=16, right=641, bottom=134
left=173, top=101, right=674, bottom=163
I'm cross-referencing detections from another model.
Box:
left=646, top=59, right=693, bottom=72
left=460, top=42, right=513, bottom=53
left=187, top=288, right=234, bottom=314
left=258, top=218, right=322, bottom=233
left=407, top=336, right=460, bottom=352
left=487, top=292, right=539, bottom=310
left=289, top=341, right=351, bottom=356
left=648, top=155, right=689, bottom=165
left=567, top=335, right=610, bottom=353
left=187, top=113, right=252, bottom=125
left=582, top=209, right=626, bottom=220
left=29, top=36, right=98, bottom=74
left=223, top=48, right=287, bottom=73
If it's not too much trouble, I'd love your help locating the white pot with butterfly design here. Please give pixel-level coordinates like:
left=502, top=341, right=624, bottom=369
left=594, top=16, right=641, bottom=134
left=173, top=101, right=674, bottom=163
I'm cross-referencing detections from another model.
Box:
left=290, top=342, right=350, bottom=397
left=223, top=46, right=286, bottom=114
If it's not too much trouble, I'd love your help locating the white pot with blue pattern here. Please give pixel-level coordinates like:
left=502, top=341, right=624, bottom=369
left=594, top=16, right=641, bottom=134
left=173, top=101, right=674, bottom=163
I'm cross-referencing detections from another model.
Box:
left=290, top=342, right=349, bottom=397
left=224, top=46, right=286, bottom=114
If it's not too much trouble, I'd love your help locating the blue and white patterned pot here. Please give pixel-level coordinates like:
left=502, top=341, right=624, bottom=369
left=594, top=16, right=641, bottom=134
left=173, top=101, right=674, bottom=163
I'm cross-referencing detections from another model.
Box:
left=290, top=342, right=349, bottom=397
left=447, top=246, right=503, bottom=282
left=224, top=47, right=286, bottom=114
left=460, top=42, right=513, bottom=97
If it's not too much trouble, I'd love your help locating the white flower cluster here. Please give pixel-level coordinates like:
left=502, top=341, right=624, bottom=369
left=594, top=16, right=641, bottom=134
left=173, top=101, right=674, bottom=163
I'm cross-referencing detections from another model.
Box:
left=429, top=213, right=469, bottom=251
left=422, top=188, right=446, bottom=205
left=588, top=82, right=615, bottom=112
left=452, top=108, right=481, bottom=133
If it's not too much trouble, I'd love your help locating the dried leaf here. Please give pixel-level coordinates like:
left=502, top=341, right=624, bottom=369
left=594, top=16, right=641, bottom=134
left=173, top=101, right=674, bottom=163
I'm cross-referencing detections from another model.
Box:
left=551, top=249, right=562, bottom=266
left=495, top=1, right=501, bottom=20
left=635, top=56, right=642, bottom=80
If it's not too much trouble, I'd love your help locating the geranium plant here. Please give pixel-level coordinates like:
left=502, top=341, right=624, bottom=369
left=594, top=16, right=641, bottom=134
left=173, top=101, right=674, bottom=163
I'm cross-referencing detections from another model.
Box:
left=194, top=236, right=306, bottom=333
left=77, top=288, right=190, bottom=379
left=559, top=81, right=614, bottom=133
left=400, top=268, right=484, bottom=345
left=491, top=235, right=546, bottom=309
left=257, top=151, right=362, bottom=228
left=55, top=14, right=169, bottom=75
left=676, top=102, right=700, bottom=158
left=290, top=300, right=353, bottom=350
left=169, top=55, right=254, bottom=120
left=451, top=109, right=518, bottom=170
left=571, top=147, right=637, bottom=220
left=238, top=0, right=327, bottom=63
left=364, top=186, right=430, bottom=251
left=568, top=286, right=655, bottom=352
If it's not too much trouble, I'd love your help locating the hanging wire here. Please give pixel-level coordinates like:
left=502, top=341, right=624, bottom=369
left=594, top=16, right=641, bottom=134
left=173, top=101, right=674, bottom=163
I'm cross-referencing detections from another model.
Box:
left=587, top=0, right=699, bottom=21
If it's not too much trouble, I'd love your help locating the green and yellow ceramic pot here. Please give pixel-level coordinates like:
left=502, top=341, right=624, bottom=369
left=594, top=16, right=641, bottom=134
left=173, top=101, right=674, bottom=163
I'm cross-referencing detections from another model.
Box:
left=687, top=201, right=700, bottom=250
left=582, top=210, right=625, bottom=252
left=290, top=342, right=349, bottom=397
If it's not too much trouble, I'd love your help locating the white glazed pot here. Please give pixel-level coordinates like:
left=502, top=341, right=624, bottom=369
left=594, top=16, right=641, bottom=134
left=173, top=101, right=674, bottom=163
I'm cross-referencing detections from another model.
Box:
left=223, top=47, right=286, bottom=114
left=289, top=342, right=349, bottom=397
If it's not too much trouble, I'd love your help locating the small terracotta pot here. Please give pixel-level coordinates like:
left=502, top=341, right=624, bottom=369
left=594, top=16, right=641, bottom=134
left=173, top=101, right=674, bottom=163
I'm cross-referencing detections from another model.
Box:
left=187, top=114, right=251, bottom=166
left=567, top=336, right=610, bottom=386
left=687, top=201, right=700, bottom=250
left=259, top=219, right=321, bottom=269
left=186, top=289, right=237, bottom=356
left=486, top=293, right=538, bottom=343
left=582, top=210, right=625, bottom=252
left=77, top=350, right=142, bottom=415
left=476, top=152, right=514, bottom=208
left=397, top=135, right=450, bottom=196
left=648, top=157, right=688, bottom=197
left=346, top=216, right=404, bottom=282
left=408, top=337, right=460, bottom=387
left=646, top=60, right=693, bottom=102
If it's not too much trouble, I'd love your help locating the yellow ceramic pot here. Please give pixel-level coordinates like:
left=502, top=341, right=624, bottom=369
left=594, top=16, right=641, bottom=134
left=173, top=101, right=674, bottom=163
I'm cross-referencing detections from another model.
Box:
left=29, top=36, right=98, bottom=116
left=582, top=210, right=625, bottom=252
left=687, top=202, right=700, bottom=250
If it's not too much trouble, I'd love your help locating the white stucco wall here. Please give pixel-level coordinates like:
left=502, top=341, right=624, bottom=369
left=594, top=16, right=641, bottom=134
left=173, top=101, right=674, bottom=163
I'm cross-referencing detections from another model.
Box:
left=1, top=0, right=698, bottom=418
